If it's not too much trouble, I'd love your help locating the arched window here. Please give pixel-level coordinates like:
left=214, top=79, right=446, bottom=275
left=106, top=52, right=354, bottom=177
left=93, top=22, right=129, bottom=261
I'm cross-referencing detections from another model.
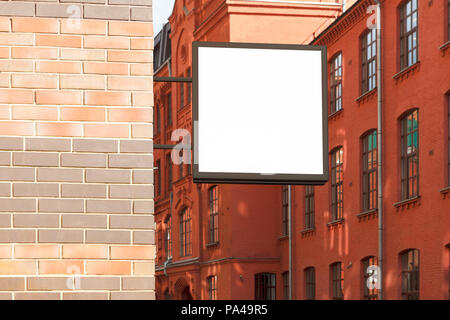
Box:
left=208, top=186, right=219, bottom=244
left=400, top=249, right=420, bottom=300
left=164, top=289, right=171, bottom=300
left=362, top=130, right=378, bottom=211
left=330, top=52, right=343, bottom=114
left=254, top=273, right=276, bottom=300
left=179, top=208, right=192, bottom=257
left=361, top=256, right=378, bottom=300
left=330, top=262, right=344, bottom=300
left=207, top=275, right=217, bottom=300
left=304, top=267, right=315, bottom=300
left=399, top=0, right=418, bottom=70
left=400, top=109, right=419, bottom=200
left=330, top=147, right=344, bottom=221
left=281, top=186, right=289, bottom=236
left=304, top=186, right=315, bottom=229
left=361, top=28, right=377, bottom=94
left=164, top=215, right=172, bottom=258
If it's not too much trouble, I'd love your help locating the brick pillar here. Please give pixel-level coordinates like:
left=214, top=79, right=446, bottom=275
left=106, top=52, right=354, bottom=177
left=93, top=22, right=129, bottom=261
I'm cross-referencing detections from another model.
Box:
left=0, top=1, right=154, bottom=300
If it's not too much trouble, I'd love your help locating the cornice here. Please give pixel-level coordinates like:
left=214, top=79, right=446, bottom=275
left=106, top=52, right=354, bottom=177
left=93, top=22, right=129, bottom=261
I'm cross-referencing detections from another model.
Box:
left=313, top=0, right=372, bottom=47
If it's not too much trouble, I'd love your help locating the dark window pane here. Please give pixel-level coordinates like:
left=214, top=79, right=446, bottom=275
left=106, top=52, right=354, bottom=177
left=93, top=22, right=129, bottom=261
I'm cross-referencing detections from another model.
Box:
left=401, top=110, right=419, bottom=200
left=255, top=273, right=276, bottom=300
left=207, top=276, right=217, bottom=300
left=330, top=262, right=344, bottom=300
left=164, top=215, right=172, bottom=258
left=400, top=0, right=418, bottom=69
left=179, top=208, right=192, bottom=257
left=305, top=186, right=315, bottom=229
left=305, top=267, right=316, bottom=300
left=331, top=148, right=344, bottom=221
left=362, top=130, right=378, bottom=211
left=330, top=53, right=343, bottom=113
left=282, top=272, right=289, bottom=300
left=282, top=186, right=289, bottom=236
left=209, top=186, right=219, bottom=244
left=361, top=29, right=377, bottom=94
left=401, top=249, right=420, bottom=300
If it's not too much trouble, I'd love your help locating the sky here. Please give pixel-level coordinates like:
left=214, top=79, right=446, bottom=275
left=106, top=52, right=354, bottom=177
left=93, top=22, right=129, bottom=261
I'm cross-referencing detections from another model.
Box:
left=154, top=0, right=176, bottom=35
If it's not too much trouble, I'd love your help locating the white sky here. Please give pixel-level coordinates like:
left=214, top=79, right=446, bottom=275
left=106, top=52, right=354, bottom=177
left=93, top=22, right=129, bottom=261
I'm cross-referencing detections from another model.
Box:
left=154, top=0, right=176, bottom=35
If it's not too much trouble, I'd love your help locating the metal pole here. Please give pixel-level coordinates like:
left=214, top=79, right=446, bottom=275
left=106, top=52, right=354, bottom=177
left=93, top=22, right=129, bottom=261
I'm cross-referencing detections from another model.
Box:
left=288, top=185, right=293, bottom=300
left=375, top=0, right=383, bottom=300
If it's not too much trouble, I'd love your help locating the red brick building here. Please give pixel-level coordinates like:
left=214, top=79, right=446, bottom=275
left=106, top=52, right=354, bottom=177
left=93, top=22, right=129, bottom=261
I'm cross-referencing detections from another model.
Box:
left=0, top=1, right=154, bottom=299
left=154, top=0, right=450, bottom=300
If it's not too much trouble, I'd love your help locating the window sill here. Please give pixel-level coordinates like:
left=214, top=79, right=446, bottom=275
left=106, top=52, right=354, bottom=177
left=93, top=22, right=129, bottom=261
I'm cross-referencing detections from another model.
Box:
left=440, top=187, right=450, bottom=199
left=327, top=218, right=345, bottom=229
left=356, top=88, right=377, bottom=105
left=206, top=242, right=219, bottom=248
left=356, top=209, right=378, bottom=221
left=300, top=228, right=316, bottom=237
left=439, top=41, right=450, bottom=52
left=392, top=61, right=421, bottom=82
left=328, top=108, right=343, bottom=121
left=393, top=196, right=421, bottom=211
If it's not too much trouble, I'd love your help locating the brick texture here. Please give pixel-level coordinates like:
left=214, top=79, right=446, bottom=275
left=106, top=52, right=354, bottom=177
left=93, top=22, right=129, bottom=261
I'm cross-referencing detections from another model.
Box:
left=0, top=2, right=153, bottom=300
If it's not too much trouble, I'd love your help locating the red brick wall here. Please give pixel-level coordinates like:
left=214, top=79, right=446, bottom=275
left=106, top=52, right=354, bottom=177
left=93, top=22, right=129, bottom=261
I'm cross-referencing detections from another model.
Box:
left=0, top=1, right=154, bottom=299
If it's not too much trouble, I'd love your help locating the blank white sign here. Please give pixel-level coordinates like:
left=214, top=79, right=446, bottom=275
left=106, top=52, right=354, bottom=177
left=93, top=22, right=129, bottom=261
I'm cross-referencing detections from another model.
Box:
left=194, top=43, right=327, bottom=183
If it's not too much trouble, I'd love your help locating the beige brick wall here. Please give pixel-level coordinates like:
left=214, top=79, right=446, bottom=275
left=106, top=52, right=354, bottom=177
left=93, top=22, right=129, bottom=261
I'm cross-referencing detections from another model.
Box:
left=0, top=1, right=154, bottom=300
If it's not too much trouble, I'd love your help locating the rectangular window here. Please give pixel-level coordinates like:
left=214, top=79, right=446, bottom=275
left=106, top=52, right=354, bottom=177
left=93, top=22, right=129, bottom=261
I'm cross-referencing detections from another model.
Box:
left=361, top=29, right=377, bottom=93
left=305, top=267, right=316, bottom=300
left=167, top=92, right=172, bottom=126
left=331, top=148, right=344, bottom=221
left=305, top=186, right=315, bottom=229
left=282, top=271, right=289, bottom=300
left=187, top=68, right=192, bottom=105
left=330, top=262, right=344, bottom=300
left=362, top=130, right=378, bottom=211
left=401, top=110, right=419, bottom=200
left=209, top=186, right=219, bottom=244
left=156, top=160, right=161, bottom=197
left=281, top=186, right=289, bottom=236
left=157, top=223, right=162, bottom=252
left=156, top=107, right=161, bottom=134
left=330, top=53, right=343, bottom=113
left=179, top=79, right=184, bottom=109
left=401, top=249, right=419, bottom=300
left=448, top=245, right=450, bottom=299
left=207, top=275, right=217, bottom=300
left=180, top=208, right=192, bottom=257
left=179, top=157, right=184, bottom=179
left=166, top=153, right=172, bottom=193
left=164, top=215, right=172, bottom=258
left=361, top=256, right=378, bottom=300
left=255, top=273, right=276, bottom=300
left=400, top=0, right=418, bottom=70
left=448, top=96, right=450, bottom=186
left=448, top=0, right=450, bottom=41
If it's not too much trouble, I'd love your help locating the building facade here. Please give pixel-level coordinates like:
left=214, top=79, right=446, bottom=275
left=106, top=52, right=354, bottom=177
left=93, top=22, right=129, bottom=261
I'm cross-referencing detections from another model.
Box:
left=154, top=0, right=450, bottom=300
left=0, top=1, right=154, bottom=299
left=153, top=0, right=345, bottom=300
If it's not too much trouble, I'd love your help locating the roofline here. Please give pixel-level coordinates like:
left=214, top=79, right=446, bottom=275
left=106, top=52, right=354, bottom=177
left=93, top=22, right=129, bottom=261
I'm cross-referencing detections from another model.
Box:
left=309, top=0, right=364, bottom=45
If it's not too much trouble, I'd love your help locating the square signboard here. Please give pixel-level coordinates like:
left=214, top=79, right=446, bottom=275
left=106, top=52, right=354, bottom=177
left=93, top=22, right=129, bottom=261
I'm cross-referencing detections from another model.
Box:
left=192, top=42, right=328, bottom=185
